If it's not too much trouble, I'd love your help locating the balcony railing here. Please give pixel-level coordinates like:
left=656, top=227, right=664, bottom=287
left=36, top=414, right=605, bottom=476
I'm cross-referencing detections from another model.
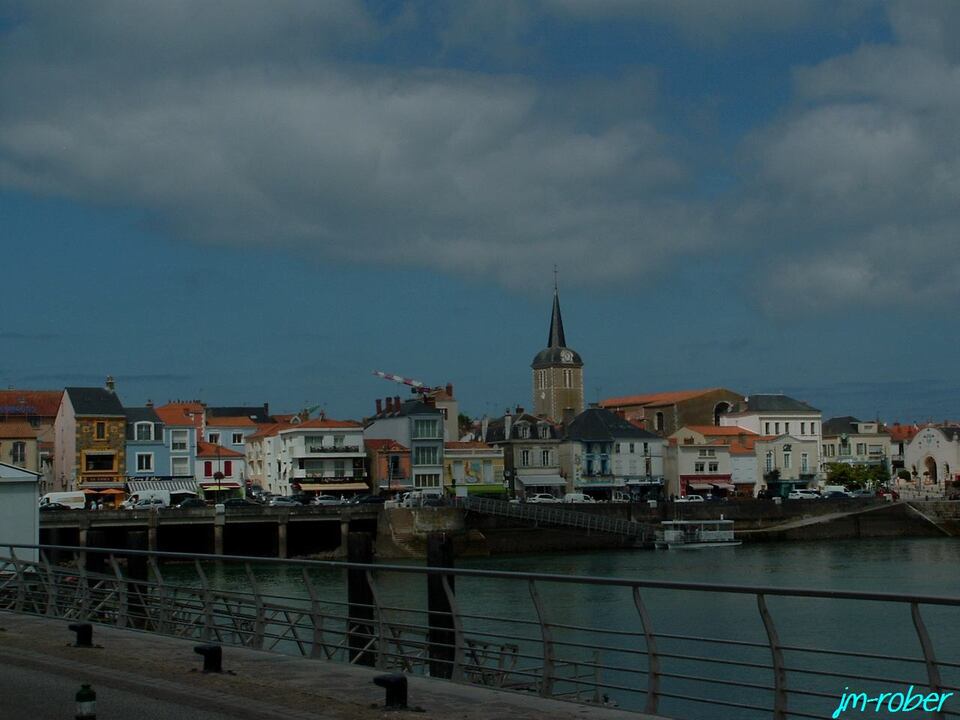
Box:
left=305, top=445, right=361, bottom=454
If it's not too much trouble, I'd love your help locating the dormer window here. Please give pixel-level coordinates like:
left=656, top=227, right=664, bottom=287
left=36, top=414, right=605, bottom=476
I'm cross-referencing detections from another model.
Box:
left=135, top=422, right=154, bottom=441
left=537, top=424, right=550, bottom=439
left=517, top=423, right=530, bottom=439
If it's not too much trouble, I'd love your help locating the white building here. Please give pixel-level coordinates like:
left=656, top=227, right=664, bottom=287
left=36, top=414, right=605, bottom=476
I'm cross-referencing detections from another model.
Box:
left=277, top=419, right=367, bottom=497
left=821, top=416, right=891, bottom=472
left=903, top=426, right=960, bottom=497
left=0, top=461, right=41, bottom=562
left=720, top=394, right=822, bottom=477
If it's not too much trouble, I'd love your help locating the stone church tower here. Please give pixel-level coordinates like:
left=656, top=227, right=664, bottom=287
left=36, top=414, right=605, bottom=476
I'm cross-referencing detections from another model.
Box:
left=531, top=286, right=584, bottom=421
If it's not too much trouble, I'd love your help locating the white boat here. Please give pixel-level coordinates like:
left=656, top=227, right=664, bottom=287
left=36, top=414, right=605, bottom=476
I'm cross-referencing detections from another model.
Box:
left=654, top=519, right=741, bottom=549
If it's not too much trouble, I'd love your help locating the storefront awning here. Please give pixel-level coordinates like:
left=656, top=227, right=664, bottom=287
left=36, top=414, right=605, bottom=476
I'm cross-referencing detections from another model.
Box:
left=199, top=481, right=242, bottom=490
left=461, top=483, right=506, bottom=495
left=689, top=482, right=713, bottom=491
left=626, top=478, right=663, bottom=486
left=128, top=479, right=199, bottom=493
left=299, top=482, right=368, bottom=492
left=517, top=475, right=566, bottom=487
left=711, top=483, right=735, bottom=492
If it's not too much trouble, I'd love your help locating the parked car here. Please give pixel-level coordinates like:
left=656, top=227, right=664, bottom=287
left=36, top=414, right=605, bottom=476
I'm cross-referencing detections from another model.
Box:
left=38, top=502, right=72, bottom=512
left=851, top=489, right=875, bottom=498
left=222, top=497, right=257, bottom=508
left=312, top=494, right=341, bottom=506
left=268, top=496, right=301, bottom=507
left=788, top=489, right=822, bottom=500
left=351, top=494, right=387, bottom=505
left=675, top=494, right=704, bottom=503
left=563, top=493, right=596, bottom=503
left=823, top=490, right=853, bottom=499
left=176, top=497, right=208, bottom=509
left=527, top=493, right=561, bottom=504
left=128, top=497, right=167, bottom=511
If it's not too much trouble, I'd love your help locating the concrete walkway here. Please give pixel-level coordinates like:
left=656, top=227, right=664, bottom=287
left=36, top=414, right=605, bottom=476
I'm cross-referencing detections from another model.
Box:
left=0, top=612, right=666, bottom=720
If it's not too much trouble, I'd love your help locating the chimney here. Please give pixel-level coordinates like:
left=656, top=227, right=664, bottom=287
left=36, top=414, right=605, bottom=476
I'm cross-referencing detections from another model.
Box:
left=446, top=383, right=454, bottom=397
left=105, top=375, right=116, bottom=393
left=515, top=405, right=524, bottom=415
left=504, top=410, right=513, bottom=439
left=298, top=408, right=309, bottom=422
left=263, top=403, right=269, bottom=417
left=376, top=398, right=383, bottom=414
left=394, top=395, right=401, bottom=410
left=146, top=399, right=154, bottom=408
left=385, top=397, right=394, bottom=413
left=480, top=415, right=489, bottom=442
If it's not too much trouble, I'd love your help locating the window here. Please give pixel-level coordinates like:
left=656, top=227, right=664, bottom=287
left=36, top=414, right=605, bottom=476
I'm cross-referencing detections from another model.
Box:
left=334, top=434, right=344, bottom=449
left=232, top=432, right=243, bottom=445
left=334, top=460, right=345, bottom=477
left=136, top=453, right=153, bottom=472
left=801, top=422, right=806, bottom=435
left=629, top=443, right=635, bottom=453
left=615, top=443, right=621, bottom=454
left=171, top=457, right=190, bottom=476
left=95, top=422, right=106, bottom=440
left=698, top=448, right=716, bottom=457
left=708, top=462, right=719, bottom=472
left=801, top=453, right=809, bottom=473
left=695, top=462, right=705, bottom=472
left=785, top=422, right=790, bottom=434
left=774, top=422, right=780, bottom=434
left=413, top=419, right=440, bottom=439
left=415, top=473, right=441, bottom=488
left=223, top=460, right=233, bottom=477
left=171, top=429, right=189, bottom=451
left=521, top=449, right=530, bottom=467
left=538, top=424, right=549, bottom=439
left=85, top=453, right=114, bottom=471
left=537, top=370, right=546, bottom=390
left=765, top=422, right=771, bottom=434
left=563, top=369, right=572, bottom=388
left=135, top=422, right=153, bottom=441
left=811, top=423, right=817, bottom=434
left=783, top=452, right=792, bottom=469
left=541, top=449, right=551, bottom=466
left=208, top=432, right=220, bottom=444
left=765, top=452, right=774, bottom=473
left=10, top=441, right=26, bottom=464
left=204, top=461, right=213, bottom=478
left=856, top=443, right=867, bottom=456
left=655, top=412, right=664, bottom=432
left=643, top=442, right=649, bottom=455
left=517, top=423, right=530, bottom=439
left=413, top=446, right=439, bottom=465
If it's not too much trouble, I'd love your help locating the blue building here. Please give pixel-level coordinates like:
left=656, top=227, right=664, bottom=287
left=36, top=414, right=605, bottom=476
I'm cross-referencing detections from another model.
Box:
left=124, top=405, right=169, bottom=479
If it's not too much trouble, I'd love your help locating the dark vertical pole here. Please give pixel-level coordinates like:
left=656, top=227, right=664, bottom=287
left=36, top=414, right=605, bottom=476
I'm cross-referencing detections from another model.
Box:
left=85, top=530, right=107, bottom=575
left=126, top=531, right=148, bottom=628
left=427, top=532, right=455, bottom=679
left=346, top=531, right=375, bottom=666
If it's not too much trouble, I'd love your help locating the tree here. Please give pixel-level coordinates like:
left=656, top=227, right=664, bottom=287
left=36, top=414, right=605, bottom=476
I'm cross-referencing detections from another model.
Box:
left=826, top=463, right=889, bottom=488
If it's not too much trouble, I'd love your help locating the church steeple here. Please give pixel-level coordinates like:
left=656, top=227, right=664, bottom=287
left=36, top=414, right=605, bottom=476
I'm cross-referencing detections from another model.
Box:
left=531, top=271, right=584, bottom=421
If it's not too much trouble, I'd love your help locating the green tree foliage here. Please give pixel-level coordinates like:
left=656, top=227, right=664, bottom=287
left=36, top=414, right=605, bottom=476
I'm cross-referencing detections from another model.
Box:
left=826, top=463, right=890, bottom=488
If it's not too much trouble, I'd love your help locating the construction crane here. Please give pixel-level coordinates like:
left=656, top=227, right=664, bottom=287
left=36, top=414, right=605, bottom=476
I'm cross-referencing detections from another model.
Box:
left=372, top=370, right=442, bottom=397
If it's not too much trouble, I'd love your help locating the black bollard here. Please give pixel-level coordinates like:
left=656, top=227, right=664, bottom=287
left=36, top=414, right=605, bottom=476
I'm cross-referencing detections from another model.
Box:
left=346, top=532, right=375, bottom=666
left=427, top=533, right=455, bottom=679
left=193, top=644, right=223, bottom=673
left=68, top=622, right=93, bottom=648
left=373, top=673, right=408, bottom=709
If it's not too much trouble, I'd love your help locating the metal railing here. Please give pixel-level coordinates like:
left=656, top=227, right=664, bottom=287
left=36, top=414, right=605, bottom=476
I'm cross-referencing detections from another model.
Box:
left=1, top=543, right=959, bottom=720
left=459, top=496, right=651, bottom=539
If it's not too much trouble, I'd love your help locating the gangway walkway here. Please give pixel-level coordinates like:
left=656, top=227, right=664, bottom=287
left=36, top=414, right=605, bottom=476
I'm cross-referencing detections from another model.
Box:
left=458, top=497, right=654, bottom=542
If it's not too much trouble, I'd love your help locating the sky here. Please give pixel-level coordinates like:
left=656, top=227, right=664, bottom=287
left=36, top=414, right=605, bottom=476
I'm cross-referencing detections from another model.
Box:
left=2, top=1, right=959, bottom=424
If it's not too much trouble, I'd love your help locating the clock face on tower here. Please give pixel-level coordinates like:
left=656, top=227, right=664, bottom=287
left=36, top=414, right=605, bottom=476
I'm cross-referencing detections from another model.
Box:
left=560, top=349, right=574, bottom=364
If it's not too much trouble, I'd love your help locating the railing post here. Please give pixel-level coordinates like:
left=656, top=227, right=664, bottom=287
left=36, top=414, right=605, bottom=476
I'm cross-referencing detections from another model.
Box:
left=194, top=559, right=214, bottom=641
left=441, top=574, right=465, bottom=681
left=911, top=602, right=946, bottom=720
left=244, top=562, right=266, bottom=649
left=427, top=532, right=455, bottom=679
left=302, top=569, right=326, bottom=660
left=347, top=532, right=375, bottom=666
left=9, top=548, right=25, bottom=613
left=633, top=586, right=661, bottom=715
left=365, top=569, right=387, bottom=670
left=126, top=532, right=148, bottom=630
left=528, top=578, right=554, bottom=697
left=75, top=552, right=91, bottom=620
left=757, top=593, right=787, bottom=720
left=109, top=553, right=127, bottom=628
left=149, top=556, right=170, bottom=634
left=41, top=549, right=59, bottom=617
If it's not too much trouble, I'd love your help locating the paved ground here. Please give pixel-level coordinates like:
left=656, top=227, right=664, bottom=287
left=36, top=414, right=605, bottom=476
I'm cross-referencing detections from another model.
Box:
left=0, top=612, right=666, bottom=720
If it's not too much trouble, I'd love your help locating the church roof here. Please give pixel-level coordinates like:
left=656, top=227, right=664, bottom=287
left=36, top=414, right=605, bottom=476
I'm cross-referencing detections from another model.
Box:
left=531, top=288, right=582, bottom=368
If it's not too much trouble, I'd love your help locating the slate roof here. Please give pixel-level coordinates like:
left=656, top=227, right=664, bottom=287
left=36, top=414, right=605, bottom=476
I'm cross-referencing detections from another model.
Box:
left=368, top=399, right=442, bottom=422
left=124, top=407, right=162, bottom=424
left=484, top=413, right=560, bottom=442
left=208, top=405, right=273, bottom=423
left=565, top=408, right=660, bottom=442
left=938, top=426, right=960, bottom=442
left=0, top=390, right=64, bottom=418
left=65, top=387, right=125, bottom=416
left=531, top=289, right=582, bottom=368
left=822, top=416, right=862, bottom=436
left=733, top=394, right=819, bottom=413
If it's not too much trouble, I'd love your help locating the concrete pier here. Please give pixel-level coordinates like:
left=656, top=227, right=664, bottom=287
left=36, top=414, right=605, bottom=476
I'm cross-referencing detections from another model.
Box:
left=0, top=612, right=662, bottom=720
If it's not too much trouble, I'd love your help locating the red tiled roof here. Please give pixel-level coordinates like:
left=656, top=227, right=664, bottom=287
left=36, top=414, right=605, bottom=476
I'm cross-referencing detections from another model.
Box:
left=444, top=441, right=493, bottom=449
left=0, top=422, right=39, bottom=438
left=886, top=423, right=920, bottom=442
left=365, top=438, right=409, bottom=452
left=0, top=390, right=64, bottom=418
left=246, top=423, right=290, bottom=440
left=272, top=414, right=297, bottom=423
left=196, top=441, right=245, bottom=459
left=154, top=402, right=205, bottom=427
left=600, top=388, right=724, bottom=408
left=282, top=418, right=361, bottom=430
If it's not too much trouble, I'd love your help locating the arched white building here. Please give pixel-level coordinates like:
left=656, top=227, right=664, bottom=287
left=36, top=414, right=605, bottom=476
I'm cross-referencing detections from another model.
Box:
left=903, top=426, right=960, bottom=497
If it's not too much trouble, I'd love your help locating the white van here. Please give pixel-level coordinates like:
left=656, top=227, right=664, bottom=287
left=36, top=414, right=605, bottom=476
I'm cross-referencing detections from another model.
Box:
left=122, top=489, right=170, bottom=509
left=38, top=492, right=86, bottom=510
left=563, top=493, right=596, bottom=503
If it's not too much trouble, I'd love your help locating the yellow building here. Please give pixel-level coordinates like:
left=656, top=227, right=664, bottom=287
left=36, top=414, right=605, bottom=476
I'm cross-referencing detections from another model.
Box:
left=443, top=441, right=505, bottom=497
left=55, top=382, right=127, bottom=491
